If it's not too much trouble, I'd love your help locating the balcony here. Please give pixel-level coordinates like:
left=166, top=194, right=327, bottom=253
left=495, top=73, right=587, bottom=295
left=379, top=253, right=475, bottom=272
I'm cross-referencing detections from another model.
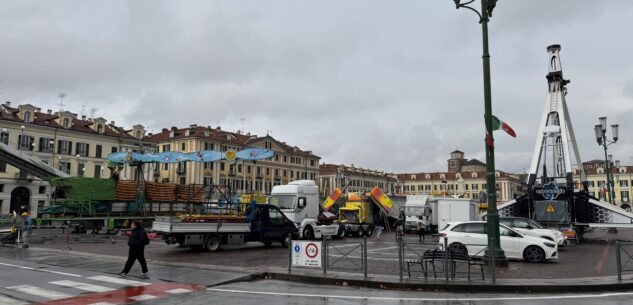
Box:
left=15, top=172, right=33, bottom=183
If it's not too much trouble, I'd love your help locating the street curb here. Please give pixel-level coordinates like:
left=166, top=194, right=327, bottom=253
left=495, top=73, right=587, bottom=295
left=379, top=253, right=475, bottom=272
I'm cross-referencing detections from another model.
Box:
left=263, top=272, right=633, bottom=293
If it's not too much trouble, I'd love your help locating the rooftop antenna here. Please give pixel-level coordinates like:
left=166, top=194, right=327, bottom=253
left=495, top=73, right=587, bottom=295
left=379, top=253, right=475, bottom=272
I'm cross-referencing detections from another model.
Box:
left=240, top=118, right=245, bottom=133
left=80, top=105, right=86, bottom=117
left=266, top=129, right=272, bottom=136
left=90, top=107, right=97, bottom=119
left=58, top=93, right=67, bottom=112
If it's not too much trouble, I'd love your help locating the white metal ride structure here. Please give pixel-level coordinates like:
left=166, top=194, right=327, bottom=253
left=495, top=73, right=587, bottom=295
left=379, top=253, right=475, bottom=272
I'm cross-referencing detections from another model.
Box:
left=526, top=44, right=585, bottom=190
left=496, top=45, right=633, bottom=238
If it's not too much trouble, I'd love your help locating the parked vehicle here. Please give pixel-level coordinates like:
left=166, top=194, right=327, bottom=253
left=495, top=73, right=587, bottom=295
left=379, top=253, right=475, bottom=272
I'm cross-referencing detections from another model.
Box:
left=269, top=180, right=342, bottom=239
left=439, top=221, right=558, bottom=263
left=498, top=217, right=567, bottom=246
left=436, top=198, right=479, bottom=233
left=153, top=204, right=299, bottom=251
left=404, top=195, right=430, bottom=232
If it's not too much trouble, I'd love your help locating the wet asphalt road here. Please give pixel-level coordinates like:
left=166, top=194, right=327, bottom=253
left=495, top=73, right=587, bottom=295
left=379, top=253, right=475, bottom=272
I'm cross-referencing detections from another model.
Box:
left=23, top=227, right=633, bottom=279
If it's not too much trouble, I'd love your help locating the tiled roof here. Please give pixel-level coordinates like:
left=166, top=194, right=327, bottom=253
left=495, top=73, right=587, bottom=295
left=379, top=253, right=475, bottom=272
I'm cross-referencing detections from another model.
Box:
left=319, top=163, right=396, bottom=180
left=397, top=170, right=519, bottom=181
left=0, top=103, right=138, bottom=140
left=148, top=126, right=319, bottom=157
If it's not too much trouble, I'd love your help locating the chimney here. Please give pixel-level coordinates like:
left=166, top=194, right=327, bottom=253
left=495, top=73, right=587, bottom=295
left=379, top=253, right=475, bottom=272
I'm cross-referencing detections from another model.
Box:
left=216, top=126, right=221, bottom=131
left=47, top=109, right=52, bottom=114
left=162, top=128, right=168, bottom=133
left=5, top=101, right=10, bottom=106
left=171, top=126, right=178, bottom=131
left=81, top=115, right=86, bottom=120
left=189, top=124, right=197, bottom=129
left=110, top=121, right=115, bottom=125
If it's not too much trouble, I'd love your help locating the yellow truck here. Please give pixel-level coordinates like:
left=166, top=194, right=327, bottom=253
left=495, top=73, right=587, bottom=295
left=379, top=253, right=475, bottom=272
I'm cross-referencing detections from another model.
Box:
left=337, top=187, right=395, bottom=237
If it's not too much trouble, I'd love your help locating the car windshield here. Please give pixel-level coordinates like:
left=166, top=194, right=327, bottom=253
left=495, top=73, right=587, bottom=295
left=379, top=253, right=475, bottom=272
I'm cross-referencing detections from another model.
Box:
left=405, top=206, right=424, bottom=217
left=527, top=219, right=545, bottom=229
left=268, top=195, right=296, bottom=210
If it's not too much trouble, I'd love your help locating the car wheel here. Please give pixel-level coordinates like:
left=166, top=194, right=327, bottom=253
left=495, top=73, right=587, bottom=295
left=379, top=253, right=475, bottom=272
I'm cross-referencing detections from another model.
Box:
left=448, top=243, right=468, bottom=255
left=281, top=232, right=292, bottom=248
left=204, top=235, right=221, bottom=252
left=524, top=246, right=545, bottom=263
left=303, top=226, right=315, bottom=240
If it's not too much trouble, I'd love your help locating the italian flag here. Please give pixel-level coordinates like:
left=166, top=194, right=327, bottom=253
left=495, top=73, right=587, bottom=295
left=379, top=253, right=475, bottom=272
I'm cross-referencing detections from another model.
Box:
left=491, top=115, right=516, bottom=138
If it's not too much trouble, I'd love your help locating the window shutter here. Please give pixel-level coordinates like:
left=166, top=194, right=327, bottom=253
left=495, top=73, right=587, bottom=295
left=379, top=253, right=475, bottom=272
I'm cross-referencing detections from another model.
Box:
left=29, top=137, right=34, bottom=151
left=86, top=144, right=90, bottom=157
left=68, top=141, right=73, bottom=155
left=57, top=140, right=62, bottom=154
left=17, top=135, right=22, bottom=149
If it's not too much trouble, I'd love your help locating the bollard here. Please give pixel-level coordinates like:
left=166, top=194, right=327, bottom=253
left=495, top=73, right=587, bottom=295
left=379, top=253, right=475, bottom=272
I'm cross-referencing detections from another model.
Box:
left=398, top=238, right=403, bottom=280
left=616, top=241, right=622, bottom=281
left=323, top=236, right=327, bottom=275
left=444, top=238, right=449, bottom=281
left=288, top=237, right=292, bottom=273
left=363, top=237, right=368, bottom=280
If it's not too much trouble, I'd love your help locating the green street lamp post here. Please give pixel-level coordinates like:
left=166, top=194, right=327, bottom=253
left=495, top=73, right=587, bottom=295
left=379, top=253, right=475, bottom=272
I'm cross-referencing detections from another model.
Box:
left=453, top=0, right=507, bottom=265
left=594, top=117, right=619, bottom=204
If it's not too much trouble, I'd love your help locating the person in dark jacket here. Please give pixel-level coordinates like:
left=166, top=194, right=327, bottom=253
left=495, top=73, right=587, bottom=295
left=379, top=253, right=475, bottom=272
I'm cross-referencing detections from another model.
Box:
left=374, top=211, right=385, bottom=240
left=120, top=221, right=149, bottom=279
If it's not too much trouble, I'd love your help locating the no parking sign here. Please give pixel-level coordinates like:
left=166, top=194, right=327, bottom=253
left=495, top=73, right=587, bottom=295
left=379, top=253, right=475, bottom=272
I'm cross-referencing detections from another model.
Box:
left=291, top=241, right=322, bottom=268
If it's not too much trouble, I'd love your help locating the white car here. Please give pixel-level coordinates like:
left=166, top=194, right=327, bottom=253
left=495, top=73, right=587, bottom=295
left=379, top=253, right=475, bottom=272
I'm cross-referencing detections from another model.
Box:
left=499, top=217, right=566, bottom=246
left=439, top=221, right=558, bottom=263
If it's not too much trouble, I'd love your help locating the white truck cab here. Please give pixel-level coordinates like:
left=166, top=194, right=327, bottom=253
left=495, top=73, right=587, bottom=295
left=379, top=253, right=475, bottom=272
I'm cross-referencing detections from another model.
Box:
left=270, top=180, right=339, bottom=239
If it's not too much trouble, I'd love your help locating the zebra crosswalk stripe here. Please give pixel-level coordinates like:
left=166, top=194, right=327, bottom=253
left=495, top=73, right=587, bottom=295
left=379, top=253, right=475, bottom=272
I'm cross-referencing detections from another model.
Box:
left=86, top=275, right=150, bottom=287
left=50, top=280, right=116, bottom=293
left=6, top=285, right=71, bottom=300
left=0, top=294, right=28, bottom=305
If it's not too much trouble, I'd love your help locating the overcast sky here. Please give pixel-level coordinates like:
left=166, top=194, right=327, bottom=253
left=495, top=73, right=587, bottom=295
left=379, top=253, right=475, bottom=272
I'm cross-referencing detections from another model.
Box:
left=1, top=1, right=632, bottom=174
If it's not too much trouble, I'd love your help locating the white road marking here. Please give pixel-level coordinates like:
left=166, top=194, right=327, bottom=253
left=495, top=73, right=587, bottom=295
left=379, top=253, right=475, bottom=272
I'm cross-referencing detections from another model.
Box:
left=129, top=294, right=157, bottom=301
left=0, top=262, right=82, bottom=277
left=50, top=280, right=115, bottom=293
left=166, top=288, right=193, bottom=294
left=0, top=294, right=28, bottom=305
left=367, top=246, right=399, bottom=252
left=87, top=275, right=150, bottom=287
left=6, top=285, right=71, bottom=300
left=206, top=288, right=633, bottom=301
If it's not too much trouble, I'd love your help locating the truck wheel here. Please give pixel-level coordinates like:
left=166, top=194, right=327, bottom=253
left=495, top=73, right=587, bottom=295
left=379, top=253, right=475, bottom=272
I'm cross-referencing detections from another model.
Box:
left=335, top=226, right=346, bottom=239
left=364, top=226, right=373, bottom=237
left=204, top=235, right=221, bottom=252
left=281, top=233, right=292, bottom=248
left=303, top=226, right=315, bottom=240
left=263, top=242, right=273, bottom=247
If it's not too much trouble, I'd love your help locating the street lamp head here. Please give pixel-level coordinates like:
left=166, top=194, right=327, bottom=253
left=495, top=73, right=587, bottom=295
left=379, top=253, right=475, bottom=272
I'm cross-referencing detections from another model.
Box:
left=599, top=117, right=607, bottom=133
left=20, top=125, right=25, bottom=130
left=49, top=140, right=54, bottom=145
left=454, top=0, right=460, bottom=8
left=594, top=125, right=604, bottom=145
left=611, top=124, right=619, bottom=142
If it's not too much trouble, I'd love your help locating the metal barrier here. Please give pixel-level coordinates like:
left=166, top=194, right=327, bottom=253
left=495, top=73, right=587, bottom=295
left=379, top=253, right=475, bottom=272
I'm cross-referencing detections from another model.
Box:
left=323, top=237, right=368, bottom=279
left=616, top=240, right=633, bottom=280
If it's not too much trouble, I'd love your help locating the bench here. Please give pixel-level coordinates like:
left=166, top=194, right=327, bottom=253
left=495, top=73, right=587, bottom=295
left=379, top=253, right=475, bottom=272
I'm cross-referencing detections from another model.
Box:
left=406, top=248, right=445, bottom=278
left=448, top=249, right=485, bottom=280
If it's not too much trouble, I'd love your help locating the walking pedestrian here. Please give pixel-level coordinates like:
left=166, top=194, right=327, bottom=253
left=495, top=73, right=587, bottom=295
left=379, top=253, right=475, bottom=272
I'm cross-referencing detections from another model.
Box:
left=120, top=221, right=150, bottom=279
left=374, top=211, right=385, bottom=240
left=20, top=212, right=34, bottom=249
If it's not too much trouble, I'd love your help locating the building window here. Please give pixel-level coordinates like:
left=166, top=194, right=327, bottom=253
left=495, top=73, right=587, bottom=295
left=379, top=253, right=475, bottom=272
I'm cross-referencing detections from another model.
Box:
left=58, top=140, right=73, bottom=155
left=621, top=180, right=629, bottom=187
left=310, top=159, right=315, bottom=167
left=78, top=163, right=85, bottom=176
left=275, top=169, right=279, bottom=176
left=111, top=146, right=118, bottom=154
left=163, top=144, right=171, bottom=152
left=24, top=111, right=31, bottom=123
left=283, top=156, right=287, bottom=163
left=203, top=177, right=212, bottom=186
left=95, top=145, right=103, bottom=158
left=0, top=162, right=5, bottom=173
left=97, top=124, right=103, bottom=133
left=283, top=170, right=287, bottom=177
left=162, top=178, right=170, bottom=183
left=163, top=163, right=169, bottom=171
left=177, top=162, right=186, bottom=175
left=179, top=177, right=186, bottom=185
left=238, top=164, right=242, bottom=173
left=220, top=163, right=225, bottom=171
left=38, top=186, right=46, bottom=194
left=59, top=162, right=71, bottom=174
left=0, top=132, right=9, bottom=145
left=266, top=168, right=270, bottom=175
left=247, top=166, right=251, bottom=174
left=181, top=143, right=186, bottom=151
left=588, top=181, right=595, bottom=187
left=76, top=143, right=89, bottom=157
left=18, top=135, right=34, bottom=150
left=94, top=165, right=102, bottom=178
left=63, top=118, right=70, bottom=128
left=39, top=138, right=54, bottom=153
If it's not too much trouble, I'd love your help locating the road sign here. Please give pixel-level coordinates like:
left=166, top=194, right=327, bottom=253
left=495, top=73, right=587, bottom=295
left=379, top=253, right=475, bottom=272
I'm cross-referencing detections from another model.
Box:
left=546, top=203, right=556, bottom=213
left=291, top=241, right=322, bottom=268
